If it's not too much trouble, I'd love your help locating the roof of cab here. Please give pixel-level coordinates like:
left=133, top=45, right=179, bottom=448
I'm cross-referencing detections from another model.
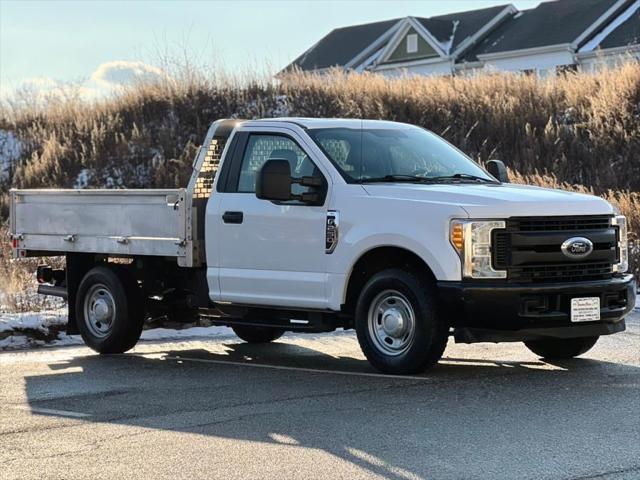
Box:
left=243, top=118, right=414, bottom=129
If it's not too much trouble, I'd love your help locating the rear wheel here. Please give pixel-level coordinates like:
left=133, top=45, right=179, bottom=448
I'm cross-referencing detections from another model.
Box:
left=76, top=266, right=144, bottom=354
left=355, top=268, right=448, bottom=375
left=232, top=325, right=284, bottom=343
left=524, top=336, right=599, bottom=359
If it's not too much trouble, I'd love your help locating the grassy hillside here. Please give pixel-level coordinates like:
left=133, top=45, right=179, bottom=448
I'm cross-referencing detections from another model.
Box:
left=1, top=63, right=639, bottom=200
left=0, top=65, right=638, bottom=310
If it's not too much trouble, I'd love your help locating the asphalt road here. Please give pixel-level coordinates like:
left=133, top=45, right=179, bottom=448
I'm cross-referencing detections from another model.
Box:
left=1, top=315, right=639, bottom=480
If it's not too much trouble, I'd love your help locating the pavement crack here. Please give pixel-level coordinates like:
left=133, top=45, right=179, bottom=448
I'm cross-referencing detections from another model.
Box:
left=565, top=465, right=640, bottom=480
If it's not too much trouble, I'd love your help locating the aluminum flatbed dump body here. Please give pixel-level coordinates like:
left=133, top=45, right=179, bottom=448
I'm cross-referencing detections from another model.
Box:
left=9, top=119, right=242, bottom=268
left=10, top=188, right=196, bottom=264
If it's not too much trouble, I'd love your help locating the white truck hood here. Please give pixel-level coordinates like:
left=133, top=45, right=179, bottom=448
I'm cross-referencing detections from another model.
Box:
left=362, top=183, right=614, bottom=218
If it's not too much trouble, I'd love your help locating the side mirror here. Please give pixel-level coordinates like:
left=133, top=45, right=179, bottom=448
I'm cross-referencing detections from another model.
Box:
left=486, top=160, right=509, bottom=183
left=256, top=160, right=292, bottom=201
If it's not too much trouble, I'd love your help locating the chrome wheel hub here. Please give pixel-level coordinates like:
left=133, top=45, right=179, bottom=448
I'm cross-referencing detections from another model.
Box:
left=84, top=284, right=116, bottom=338
left=367, top=290, right=416, bottom=356
left=381, top=308, right=406, bottom=337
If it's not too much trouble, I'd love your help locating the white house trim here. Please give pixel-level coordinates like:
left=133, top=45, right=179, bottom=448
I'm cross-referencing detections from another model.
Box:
left=376, top=17, right=448, bottom=65
left=577, top=44, right=640, bottom=59
left=451, top=5, right=518, bottom=57
left=578, top=0, right=640, bottom=53
left=477, top=43, right=573, bottom=61
left=410, top=16, right=452, bottom=57
left=344, top=20, right=404, bottom=70
left=374, top=55, right=452, bottom=71
left=454, top=60, right=485, bottom=72
left=355, top=47, right=385, bottom=72
left=571, top=0, right=631, bottom=49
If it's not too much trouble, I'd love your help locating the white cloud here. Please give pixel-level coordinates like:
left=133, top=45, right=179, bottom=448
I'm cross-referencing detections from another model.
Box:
left=3, top=61, right=169, bottom=101
left=90, top=61, right=168, bottom=88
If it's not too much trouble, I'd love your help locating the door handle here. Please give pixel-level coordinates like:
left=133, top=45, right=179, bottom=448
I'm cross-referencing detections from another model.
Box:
left=222, top=211, right=244, bottom=224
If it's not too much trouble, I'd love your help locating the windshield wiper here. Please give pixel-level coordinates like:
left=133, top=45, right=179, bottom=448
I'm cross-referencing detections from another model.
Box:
left=430, top=173, right=499, bottom=184
left=360, top=173, right=498, bottom=184
left=360, top=175, right=437, bottom=184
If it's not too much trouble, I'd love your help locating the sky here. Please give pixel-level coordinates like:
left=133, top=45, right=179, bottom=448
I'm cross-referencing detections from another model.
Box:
left=0, top=0, right=542, bottom=97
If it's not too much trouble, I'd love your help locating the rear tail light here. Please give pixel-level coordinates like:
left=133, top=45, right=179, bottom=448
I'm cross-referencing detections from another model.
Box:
left=10, top=234, right=23, bottom=249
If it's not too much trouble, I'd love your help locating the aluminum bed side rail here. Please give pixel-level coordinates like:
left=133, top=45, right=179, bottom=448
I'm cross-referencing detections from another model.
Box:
left=9, top=188, right=192, bottom=263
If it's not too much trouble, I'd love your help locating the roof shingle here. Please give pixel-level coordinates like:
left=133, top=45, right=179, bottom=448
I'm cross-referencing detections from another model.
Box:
left=416, top=4, right=511, bottom=52
left=600, top=8, right=640, bottom=48
left=462, top=0, right=622, bottom=62
left=286, top=19, right=399, bottom=71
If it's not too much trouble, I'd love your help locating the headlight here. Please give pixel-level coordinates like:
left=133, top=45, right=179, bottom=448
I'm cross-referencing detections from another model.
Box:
left=450, top=220, right=507, bottom=279
left=611, top=215, right=628, bottom=273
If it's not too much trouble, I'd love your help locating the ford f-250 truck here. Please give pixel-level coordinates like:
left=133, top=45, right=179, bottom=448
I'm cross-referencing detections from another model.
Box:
left=9, top=118, right=636, bottom=374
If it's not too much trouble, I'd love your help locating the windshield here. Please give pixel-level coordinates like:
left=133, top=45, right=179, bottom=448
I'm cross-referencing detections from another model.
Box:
left=307, top=127, right=496, bottom=184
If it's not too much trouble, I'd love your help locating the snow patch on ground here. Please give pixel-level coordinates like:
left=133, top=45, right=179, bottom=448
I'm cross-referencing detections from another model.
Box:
left=139, top=326, right=235, bottom=341
left=0, top=309, right=68, bottom=350
left=0, top=129, right=22, bottom=181
left=1, top=295, right=638, bottom=351
left=0, top=325, right=241, bottom=350
left=74, top=168, right=91, bottom=188
left=0, top=309, right=240, bottom=351
left=0, top=309, right=67, bottom=334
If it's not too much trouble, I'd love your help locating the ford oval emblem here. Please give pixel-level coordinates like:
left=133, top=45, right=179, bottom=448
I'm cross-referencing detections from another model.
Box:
left=561, top=237, right=594, bottom=259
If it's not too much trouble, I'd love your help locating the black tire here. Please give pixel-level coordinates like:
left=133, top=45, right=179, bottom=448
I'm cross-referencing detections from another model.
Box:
left=355, top=268, right=448, bottom=375
left=76, top=266, right=144, bottom=354
left=524, top=336, right=599, bottom=359
left=232, top=325, right=285, bottom=343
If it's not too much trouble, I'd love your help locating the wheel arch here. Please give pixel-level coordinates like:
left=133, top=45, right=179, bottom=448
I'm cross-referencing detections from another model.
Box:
left=342, top=245, right=437, bottom=315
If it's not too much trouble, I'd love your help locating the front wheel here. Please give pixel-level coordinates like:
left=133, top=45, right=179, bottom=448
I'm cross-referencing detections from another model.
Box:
left=355, top=269, right=448, bottom=375
left=76, top=266, right=144, bottom=354
left=524, top=336, right=599, bottom=359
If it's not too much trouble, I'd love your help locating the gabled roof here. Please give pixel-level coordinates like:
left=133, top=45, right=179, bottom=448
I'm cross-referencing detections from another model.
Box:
left=283, top=5, right=513, bottom=72
left=415, top=4, right=512, bottom=54
left=462, top=0, right=625, bottom=62
left=579, top=1, right=640, bottom=52
left=282, top=0, right=638, bottom=74
left=599, top=3, right=640, bottom=48
left=285, top=19, right=400, bottom=71
left=376, top=18, right=448, bottom=66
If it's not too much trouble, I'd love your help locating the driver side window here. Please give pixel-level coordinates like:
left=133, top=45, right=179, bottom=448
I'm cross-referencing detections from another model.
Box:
left=237, top=134, right=322, bottom=196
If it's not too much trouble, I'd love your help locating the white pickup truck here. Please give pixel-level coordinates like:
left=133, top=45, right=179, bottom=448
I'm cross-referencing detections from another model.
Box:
left=9, top=118, right=636, bottom=374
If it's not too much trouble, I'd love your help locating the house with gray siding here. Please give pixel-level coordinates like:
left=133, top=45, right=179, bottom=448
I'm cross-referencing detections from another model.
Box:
left=283, top=0, right=639, bottom=78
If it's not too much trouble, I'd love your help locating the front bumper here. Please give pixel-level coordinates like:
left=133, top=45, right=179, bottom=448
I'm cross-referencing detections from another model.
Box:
left=437, top=274, right=636, bottom=343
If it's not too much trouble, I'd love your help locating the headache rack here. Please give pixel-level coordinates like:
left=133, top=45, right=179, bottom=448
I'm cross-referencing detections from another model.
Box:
left=493, top=215, right=617, bottom=283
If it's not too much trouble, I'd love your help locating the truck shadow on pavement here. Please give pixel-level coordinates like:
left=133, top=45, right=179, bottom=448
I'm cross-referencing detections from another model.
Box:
left=19, top=339, right=640, bottom=480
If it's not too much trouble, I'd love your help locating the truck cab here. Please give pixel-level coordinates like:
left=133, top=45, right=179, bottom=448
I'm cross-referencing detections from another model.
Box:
left=10, top=118, right=636, bottom=374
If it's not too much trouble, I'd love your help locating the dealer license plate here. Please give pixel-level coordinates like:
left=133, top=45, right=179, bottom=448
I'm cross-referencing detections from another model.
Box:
left=570, top=297, right=601, bottom=322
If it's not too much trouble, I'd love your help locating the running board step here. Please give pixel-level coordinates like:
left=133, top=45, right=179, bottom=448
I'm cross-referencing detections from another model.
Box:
left=207, top=315, right=339, bottom=333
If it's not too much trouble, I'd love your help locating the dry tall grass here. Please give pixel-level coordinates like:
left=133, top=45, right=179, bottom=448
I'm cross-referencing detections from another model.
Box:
left=0, top=224, right=64, bottom=312
left=1, top=63, right=639, bottom=214
left=0, top=65, right=638, bottom=312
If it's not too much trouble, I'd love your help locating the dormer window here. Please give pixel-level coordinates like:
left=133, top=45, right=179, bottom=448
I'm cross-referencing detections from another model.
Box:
left=406, top=33, right=418, bottom=54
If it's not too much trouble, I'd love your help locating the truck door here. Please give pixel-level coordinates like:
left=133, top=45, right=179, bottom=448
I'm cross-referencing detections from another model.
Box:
left=208, top=128, right=331, bottom=309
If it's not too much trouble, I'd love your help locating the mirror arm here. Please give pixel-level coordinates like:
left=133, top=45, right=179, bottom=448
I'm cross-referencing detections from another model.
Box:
left=291, top=176, right=323, bottom=188
left=289, top=192, right=321, bottom=204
